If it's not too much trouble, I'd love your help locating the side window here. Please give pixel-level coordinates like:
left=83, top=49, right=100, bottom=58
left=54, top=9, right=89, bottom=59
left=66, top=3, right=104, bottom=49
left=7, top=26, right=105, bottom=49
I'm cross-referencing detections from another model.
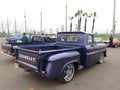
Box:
left=44, top=37, right=55, bottom=43
left=44, top=37, right=50, bottom=43
left=33, top=36, right=41, bottom=41
left=88, top=35, right=92, bottom=45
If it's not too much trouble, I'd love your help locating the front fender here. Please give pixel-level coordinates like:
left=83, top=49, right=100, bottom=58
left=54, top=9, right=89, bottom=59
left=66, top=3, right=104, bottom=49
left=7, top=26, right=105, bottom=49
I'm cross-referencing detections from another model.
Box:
left=44, top=51, right=80, bottom=78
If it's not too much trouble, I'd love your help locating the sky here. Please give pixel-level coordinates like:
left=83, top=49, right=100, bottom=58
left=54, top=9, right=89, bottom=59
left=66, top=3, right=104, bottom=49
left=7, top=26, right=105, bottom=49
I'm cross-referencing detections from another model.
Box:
left=0, top=0, right=119, bottom=34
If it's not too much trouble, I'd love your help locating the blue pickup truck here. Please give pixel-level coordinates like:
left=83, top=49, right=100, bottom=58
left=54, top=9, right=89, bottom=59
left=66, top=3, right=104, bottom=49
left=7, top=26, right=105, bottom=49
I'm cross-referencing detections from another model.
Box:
left=1, top=35, right=55, bottom=56
left=15, top=32, right=107, bottom=83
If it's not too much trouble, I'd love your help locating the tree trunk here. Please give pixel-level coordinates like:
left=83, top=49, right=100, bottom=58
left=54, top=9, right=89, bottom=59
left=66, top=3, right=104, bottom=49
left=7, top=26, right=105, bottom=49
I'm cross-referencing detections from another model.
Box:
left=84, top=18, right=87, bottom=32
left=78, top=18, right=80, bottom=32
left=78, top=17, right=82, bottom=32
left=70, top=22, right=72, bottom=32
left=92, top=18, right=95, bottom=33
left=79, top=17, right=82, bottom=32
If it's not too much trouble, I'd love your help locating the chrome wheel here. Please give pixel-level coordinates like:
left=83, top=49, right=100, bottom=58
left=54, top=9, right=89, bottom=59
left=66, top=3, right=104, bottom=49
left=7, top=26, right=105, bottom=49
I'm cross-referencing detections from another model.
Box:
left=59, top=63, right=75, bottom=83
left=98, top=53, right=104, bottom=64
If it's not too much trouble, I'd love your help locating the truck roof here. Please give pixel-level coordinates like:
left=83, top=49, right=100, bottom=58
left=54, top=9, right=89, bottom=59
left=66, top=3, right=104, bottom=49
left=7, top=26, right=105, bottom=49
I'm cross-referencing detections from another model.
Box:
left=58, top=32, right=93, bottom=35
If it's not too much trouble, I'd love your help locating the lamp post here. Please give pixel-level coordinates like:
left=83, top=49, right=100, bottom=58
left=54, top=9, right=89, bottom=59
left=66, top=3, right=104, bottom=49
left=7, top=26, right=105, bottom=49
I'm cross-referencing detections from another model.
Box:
left=24, top=9, right=27, bottom=33
left=40, top=8, right=42, bottom=34
left=65, top=0, right=67, bottom=32
left=15, top=18, right=17, bottom=33
left=112, top=0, right=116, bottom=35
left=7, top=18, right=10, bottom=35
left=1, top=22, right=4, bottom=33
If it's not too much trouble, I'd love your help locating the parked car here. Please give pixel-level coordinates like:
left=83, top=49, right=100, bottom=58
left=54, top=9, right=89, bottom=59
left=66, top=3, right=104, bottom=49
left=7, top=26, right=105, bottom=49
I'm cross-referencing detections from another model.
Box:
left=112, top=38, right=120, bottom=47
left=94, top=37, right=104, bottom=43
left=104, top=38, right=120, bottom=47
left=15, top=32, right=107, bottom=83
left=6, top=33, right=22, bottom=43
left=1, top=35, right=55, bottom=56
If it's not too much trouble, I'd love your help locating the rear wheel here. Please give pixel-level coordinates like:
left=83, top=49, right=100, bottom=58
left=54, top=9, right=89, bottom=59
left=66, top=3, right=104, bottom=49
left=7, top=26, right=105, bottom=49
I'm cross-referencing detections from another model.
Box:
left=114, top=44, right=118, bottom=48
left=58, top=63, right=75, bottom=83
left=97, top=53, right=104, bottom=64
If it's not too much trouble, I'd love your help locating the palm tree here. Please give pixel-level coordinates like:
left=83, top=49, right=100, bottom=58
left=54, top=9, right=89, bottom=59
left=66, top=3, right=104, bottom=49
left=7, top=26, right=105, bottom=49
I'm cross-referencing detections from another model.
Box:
left=68, top=16, right=74, bottom=32
left=91, top=12, right=97, bottom=33
left=74, top=10, right=83, bottom=32
left=83, top=12, right=92, bottom=32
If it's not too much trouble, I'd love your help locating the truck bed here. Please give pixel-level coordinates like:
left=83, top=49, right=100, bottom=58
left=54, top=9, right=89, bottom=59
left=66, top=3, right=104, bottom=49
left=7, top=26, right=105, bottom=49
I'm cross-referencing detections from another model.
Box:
left=20, top=45, right=79, bottom=52
left=16, top=45, right=80, bottom=73
left=1, top=41, right=55, bottom=55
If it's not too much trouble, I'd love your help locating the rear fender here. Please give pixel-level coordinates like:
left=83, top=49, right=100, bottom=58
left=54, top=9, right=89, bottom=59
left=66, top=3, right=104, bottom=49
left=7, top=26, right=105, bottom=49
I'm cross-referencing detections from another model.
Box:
left=48, top=51, right=80, bottom=62
left=45, top=51, right=80, bottom=78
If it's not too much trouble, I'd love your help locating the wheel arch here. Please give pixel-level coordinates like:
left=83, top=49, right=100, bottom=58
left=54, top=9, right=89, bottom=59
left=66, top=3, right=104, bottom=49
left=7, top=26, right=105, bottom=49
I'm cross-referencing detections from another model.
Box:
left=60, top=60, right=79, bottom=76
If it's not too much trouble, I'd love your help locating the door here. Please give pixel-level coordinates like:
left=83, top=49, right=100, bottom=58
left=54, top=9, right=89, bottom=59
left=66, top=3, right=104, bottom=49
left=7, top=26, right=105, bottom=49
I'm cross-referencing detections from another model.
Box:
left=85, top=35, right=101, bottom=66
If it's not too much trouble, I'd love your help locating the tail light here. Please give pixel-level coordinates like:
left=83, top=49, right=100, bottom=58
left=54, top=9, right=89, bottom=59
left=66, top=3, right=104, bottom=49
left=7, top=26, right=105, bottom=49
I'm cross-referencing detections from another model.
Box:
left=40, top=70, right=45, bottom=75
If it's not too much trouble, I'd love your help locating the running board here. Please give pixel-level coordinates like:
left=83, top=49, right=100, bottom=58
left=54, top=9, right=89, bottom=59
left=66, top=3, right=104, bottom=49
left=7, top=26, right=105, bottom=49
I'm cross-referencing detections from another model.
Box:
left=78, top=65, right=84, bottom=70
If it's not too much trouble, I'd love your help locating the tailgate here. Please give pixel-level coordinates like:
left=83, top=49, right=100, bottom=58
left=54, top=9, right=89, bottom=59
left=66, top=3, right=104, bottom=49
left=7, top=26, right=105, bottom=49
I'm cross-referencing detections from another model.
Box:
left=16, top=48, right=39, bottom=71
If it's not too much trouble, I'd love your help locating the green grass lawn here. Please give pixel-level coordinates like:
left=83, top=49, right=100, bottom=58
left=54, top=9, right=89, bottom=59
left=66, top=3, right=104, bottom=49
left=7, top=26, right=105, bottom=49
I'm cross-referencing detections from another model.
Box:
left=0, top=35, right=6, bottom=39
left=95, top=34, right=120, bottom=40
left=0, top=36, right=5, bottom=38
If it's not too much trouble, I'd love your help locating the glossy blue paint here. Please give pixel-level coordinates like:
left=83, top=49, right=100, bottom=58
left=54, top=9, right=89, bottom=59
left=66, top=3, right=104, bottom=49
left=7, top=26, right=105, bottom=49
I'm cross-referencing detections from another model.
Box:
left=15, top=32, right=107, bottom=79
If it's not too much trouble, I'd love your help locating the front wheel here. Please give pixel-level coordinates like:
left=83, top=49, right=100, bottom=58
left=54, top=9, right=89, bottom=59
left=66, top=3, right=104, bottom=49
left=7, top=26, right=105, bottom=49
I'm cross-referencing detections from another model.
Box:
left=97, top=53, right=104, bottom=64
left=58, top=63, right=75, bottom=83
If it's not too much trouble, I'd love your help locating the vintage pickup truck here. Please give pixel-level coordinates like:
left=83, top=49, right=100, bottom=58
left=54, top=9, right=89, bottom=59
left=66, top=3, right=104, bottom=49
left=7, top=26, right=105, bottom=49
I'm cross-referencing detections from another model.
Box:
left=15, top=32, right=107, bottom=83
left=1, top=35, right=55, bottom=56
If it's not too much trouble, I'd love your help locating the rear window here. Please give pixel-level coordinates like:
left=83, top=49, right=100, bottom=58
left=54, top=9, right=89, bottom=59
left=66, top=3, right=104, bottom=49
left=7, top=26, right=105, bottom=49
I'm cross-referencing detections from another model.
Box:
left=33, top=36, right=41, bottom=41
left=44, top=37, right=55, bottom=43
left=61, top=35, right=78, bottom=42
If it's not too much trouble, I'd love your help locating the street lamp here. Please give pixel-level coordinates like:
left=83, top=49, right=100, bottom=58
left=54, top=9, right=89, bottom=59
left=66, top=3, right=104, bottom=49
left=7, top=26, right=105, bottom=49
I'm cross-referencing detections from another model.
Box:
left=24, top=9, right=27, bottom=33
left=65, top=0, right=67, bottom=32
left=40, top=8, right=42, bottom=34
left=7, top=18, right=10, bottom=35
left=112, top=0, right=116, bottom=35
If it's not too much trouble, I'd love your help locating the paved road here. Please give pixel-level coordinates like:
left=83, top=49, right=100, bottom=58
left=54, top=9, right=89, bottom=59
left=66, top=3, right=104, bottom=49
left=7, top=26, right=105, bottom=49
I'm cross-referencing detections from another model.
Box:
left=0, top=40, right=120, bottom=90
left=0, top=38, right=6, bottom=50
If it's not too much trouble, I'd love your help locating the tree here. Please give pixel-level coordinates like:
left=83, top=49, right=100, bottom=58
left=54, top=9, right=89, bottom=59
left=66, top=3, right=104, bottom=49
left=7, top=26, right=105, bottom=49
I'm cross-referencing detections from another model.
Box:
left=91, top=12, right=97, bottom=33
left=83, top=12, right=92, bottom=32
left=68, top=16, right=74, bottom=32
left=74, top=10, right=83, bottom=32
